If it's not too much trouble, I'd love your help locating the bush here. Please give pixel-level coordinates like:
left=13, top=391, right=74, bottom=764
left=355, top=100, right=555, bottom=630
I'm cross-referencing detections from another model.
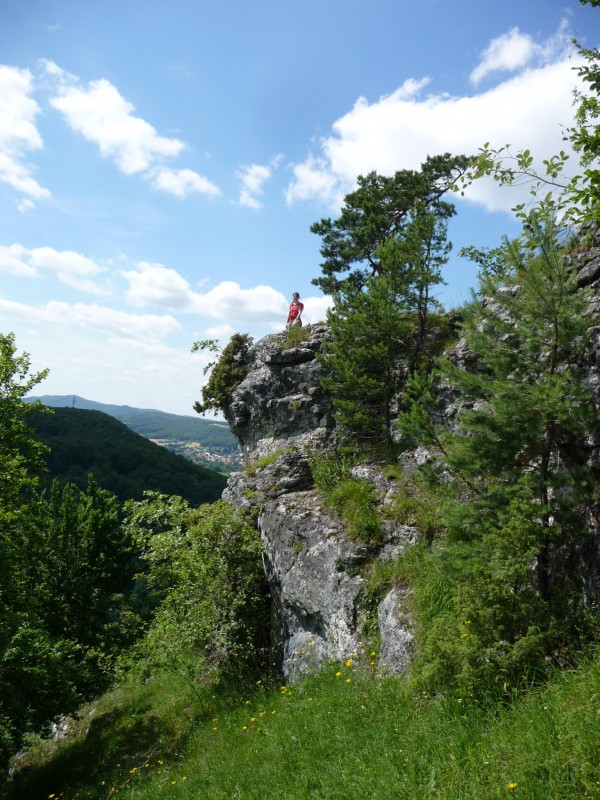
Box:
left=193, top=333, right=253, bottom=416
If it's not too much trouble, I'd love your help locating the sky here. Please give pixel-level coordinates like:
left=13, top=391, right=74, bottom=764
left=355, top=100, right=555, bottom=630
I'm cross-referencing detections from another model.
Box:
left=1, top=0, right=599, bottom=416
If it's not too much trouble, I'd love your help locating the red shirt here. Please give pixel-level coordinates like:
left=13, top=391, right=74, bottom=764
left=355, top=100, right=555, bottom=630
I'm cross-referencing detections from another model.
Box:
left=287, top=301, right=304, bottom=322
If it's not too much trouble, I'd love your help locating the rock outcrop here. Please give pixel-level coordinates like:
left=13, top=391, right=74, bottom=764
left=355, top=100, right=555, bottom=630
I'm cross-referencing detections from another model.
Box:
left=225, top=323, right=336, bottom=465
left=222, top=325, right=416, bottom=681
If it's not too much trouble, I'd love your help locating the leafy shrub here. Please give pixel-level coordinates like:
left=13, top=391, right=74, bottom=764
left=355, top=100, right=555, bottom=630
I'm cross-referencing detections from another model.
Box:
left=193, top=333, right=253, bottom=416
left=125, top=496, right=271, bottom=692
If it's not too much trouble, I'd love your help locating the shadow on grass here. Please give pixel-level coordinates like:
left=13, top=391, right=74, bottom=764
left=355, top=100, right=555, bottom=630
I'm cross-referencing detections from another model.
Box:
left=8, top=696, right=197, bottom=800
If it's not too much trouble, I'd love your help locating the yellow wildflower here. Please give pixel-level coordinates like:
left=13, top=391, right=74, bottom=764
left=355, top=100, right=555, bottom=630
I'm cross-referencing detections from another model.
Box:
left=345, top=659, right=352, bottom=667
left=507, top=782, right=517, bottom=790
left=345, top=678, right=352, bottom=684
left=250, top=717, right=257, bottom=722
left=335, top=671, right=343, bottom=677
left=242, top=725, right=247, bottom=730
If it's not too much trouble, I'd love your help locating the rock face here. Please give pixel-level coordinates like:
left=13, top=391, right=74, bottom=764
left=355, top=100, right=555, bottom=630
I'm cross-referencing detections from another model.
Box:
left=225, top=324, right=336, bottom=466
left=222, top=325, right=416, bottom=681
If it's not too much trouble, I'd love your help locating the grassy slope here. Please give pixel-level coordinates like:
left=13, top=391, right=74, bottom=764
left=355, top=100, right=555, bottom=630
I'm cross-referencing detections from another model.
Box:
left=12, top=652, right=600, bottom=800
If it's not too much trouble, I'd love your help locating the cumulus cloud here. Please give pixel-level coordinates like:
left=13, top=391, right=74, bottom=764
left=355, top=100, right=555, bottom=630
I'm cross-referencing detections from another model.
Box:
left=204, top=323, right=236, bottom=338
left=123, top=261, right=288, bottom=323
left=237, top=163, right=272, bottom=209
left=42, top=60, right=220, bottom=197
left=286, top=24, right=580, bottom=214
left=301, top=295, right=333, bottom=325
left=470, top=20, right=571, bottom=85
left=0, top=244, right=109, bottom=294
left=470, top=28, right=537, bottom=85
left=0, top=297, right=182, bottom=341
left=0, top=65, right=50, bottom=205
left=236, top=156, right=283, bottom=208
left=150, top=166, right=221, bottom=198
left=123, top=261, right=195, bottom=309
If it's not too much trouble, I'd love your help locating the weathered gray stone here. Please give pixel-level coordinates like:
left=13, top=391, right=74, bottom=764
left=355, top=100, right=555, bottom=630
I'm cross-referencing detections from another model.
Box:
left=225, top=324, right=335, bottom=465
left=222, top=450, right=314, bottom=510
left=259, top=490, right=365, bottom=681
left=377, top=586, right=415, bottom=673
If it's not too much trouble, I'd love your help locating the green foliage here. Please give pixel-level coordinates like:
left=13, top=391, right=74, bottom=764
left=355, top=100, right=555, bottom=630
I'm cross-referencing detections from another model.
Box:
left=398, top=211, right=599, bottom=699
left=321, top=215, right=452, bottom=451
left=310, top=153, right=470, bottom=295
left=126, top=496, right=270, bottom=690
left=193, top=333, right=253, bottom=416
left=29, top=407, right=226, bottom=505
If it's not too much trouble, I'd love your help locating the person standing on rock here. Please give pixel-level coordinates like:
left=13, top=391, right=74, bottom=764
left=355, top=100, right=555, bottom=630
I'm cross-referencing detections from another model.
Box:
left=286, top=292, right=304, bottom=329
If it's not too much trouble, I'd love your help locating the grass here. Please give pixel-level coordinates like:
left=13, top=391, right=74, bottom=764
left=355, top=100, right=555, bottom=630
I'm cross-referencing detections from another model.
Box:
left=244, top=448, right=295, bottom=477
left=11, top=649, right=600, bottom=800
left=283, top=326, right=311, bottom=348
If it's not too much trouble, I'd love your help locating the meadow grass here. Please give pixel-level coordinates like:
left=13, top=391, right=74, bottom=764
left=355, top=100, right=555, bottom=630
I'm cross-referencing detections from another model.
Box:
left=13, top=650, right=600, bottom=800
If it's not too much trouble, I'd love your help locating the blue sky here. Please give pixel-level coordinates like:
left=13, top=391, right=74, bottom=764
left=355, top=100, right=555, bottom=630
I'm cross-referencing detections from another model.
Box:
left=1, top=0, right=598, bottom=415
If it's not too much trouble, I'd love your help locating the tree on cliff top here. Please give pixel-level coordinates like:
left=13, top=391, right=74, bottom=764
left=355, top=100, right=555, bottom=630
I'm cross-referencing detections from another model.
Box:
left=193, top=333, right=253, bottom=417
left=310, top=153, right=470, bottom=296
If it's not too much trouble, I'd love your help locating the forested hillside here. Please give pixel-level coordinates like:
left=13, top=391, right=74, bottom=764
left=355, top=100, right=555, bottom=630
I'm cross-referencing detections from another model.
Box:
left=28, top=407, right=227, bottom=505
left=28, top=395, right=238, bottom=448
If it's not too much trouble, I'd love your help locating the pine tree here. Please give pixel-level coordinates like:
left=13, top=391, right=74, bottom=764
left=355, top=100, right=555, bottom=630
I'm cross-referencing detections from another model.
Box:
left=322, top=209, right=450, bottom=452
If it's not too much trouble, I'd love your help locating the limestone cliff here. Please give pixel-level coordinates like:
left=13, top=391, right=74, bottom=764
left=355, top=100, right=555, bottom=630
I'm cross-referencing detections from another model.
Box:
left=222, top=325, right=416, bottom=681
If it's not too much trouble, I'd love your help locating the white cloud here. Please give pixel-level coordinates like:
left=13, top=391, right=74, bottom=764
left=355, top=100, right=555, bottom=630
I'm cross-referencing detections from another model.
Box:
left=204, top=323, right=236, bottom=338
left=470, top=20, right=571, bottom=85
left=0, top=244, right=37, bottom=276
left=285, top=153, right=343, bottom=209
left=191, top=281, right=287, bottom=322
left=286, top=25, right=580, bottom=215
left=0, top=297, right=182, bottom=341
left=43, top=61, right=220, bottom=197
left=122, top=260, right=288, bottom=323
left=237, top=161, right=277, bottom=209
left=0, top=244, right=109, bottom=294
left=123, top=261, right=195, bottom=309
left=48, top=75, right=184, bottom=174
left=470, top=28, right=536, bottom=85
left=150, top=166, right=221, bottom=198
left=301, top=294, right=333, bottom=325
left=0, top=65, right=50, bottom=204
left=17, top=198, right=36, bottom=213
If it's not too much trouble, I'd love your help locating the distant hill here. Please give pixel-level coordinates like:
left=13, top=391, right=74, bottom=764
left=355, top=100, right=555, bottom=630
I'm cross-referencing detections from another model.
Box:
left=27, top=394, right=238, bottom=450
left=27, top=407, right=227, bottom=506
